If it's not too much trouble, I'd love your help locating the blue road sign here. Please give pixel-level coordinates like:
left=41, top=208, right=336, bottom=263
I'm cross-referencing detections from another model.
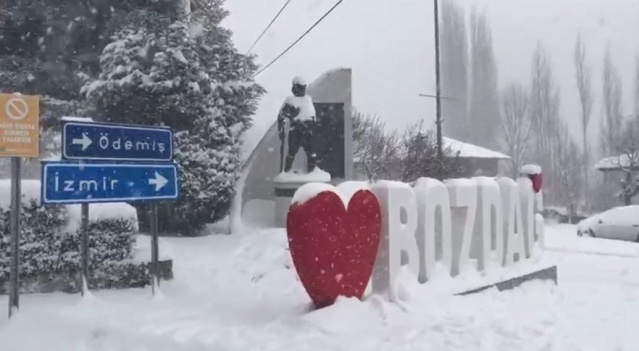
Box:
left=41, top=162, right=179, bottom=205
left=62, top=122, right=173, bottom=162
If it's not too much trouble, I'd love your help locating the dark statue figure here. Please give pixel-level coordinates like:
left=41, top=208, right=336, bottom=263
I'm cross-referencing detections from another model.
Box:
left=278, top=77, right=318, bottom=173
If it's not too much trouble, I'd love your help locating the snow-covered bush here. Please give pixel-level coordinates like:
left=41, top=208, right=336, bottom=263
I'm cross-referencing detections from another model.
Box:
left=399, top=121, right=464, bottom=182
left=57, top=218, right=137, bottom=271
left=0, top=201, right=138, bottom=286
left=83, top=4, right=263, bottom=235
left=89, top=261, right=151, bottom=290
left=0, top=200, right=67, bottom=279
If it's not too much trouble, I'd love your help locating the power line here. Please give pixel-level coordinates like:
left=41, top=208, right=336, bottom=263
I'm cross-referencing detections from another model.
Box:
left=253, top=0, right=345, bottom=78
left=247, top=0, right=293, bottom=54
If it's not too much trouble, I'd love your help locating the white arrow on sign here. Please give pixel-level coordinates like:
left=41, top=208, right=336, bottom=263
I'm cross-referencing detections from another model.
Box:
left=72, top=133, right=93, bottom=151
left=148, top=172, right=169, bottom=191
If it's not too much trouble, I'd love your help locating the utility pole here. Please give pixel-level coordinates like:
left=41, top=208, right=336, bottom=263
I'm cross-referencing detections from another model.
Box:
left=433, top=0, right=443, bottom=161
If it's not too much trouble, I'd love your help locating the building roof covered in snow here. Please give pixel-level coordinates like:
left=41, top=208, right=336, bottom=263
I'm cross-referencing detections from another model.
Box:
left=352, top=137, right=510, bottom=164
left=595, top=154, right=639, bottom=171
left=443, top=137, right=510, bottom=160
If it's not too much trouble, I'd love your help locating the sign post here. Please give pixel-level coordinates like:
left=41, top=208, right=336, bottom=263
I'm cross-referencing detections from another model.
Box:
left=42, top=120, right=177, bottom=297
left=80, top=204, right=89, bottom=295
left=9, top=158, right=21, bottom=318
left=1, top=93, right=40, bottom=319
left=150, top=203, right=159, bottom=295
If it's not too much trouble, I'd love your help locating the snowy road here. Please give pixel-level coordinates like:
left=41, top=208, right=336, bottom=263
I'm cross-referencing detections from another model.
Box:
left=2, top=224, right=639, bottom=351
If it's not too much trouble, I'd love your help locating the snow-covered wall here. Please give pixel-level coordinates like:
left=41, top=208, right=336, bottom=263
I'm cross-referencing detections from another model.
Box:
left=307, top=68, right=354, bottom=179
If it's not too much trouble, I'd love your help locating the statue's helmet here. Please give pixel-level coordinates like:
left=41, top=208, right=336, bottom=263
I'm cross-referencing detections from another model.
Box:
left=292, top=76, right=307, bottom=96
left=292, top=76, right=306, bottom=87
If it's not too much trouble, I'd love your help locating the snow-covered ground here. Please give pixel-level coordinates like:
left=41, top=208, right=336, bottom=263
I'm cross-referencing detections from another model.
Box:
left=2, top=224, right=639, bottom=350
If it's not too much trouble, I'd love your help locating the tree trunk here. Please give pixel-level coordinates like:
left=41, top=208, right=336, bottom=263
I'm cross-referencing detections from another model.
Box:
left=624, top=172, right=633, bottom=206
left=568, top=203, right=574, bottom=224
left=583, top=132, right=589, bottom=210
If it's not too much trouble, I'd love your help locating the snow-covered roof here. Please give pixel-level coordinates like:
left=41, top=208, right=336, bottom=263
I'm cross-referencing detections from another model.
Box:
left=352, top=137, right=510, bottom=163
left=595, top=154, right=639, bottom=171
left=443, top=137, right=510, bottom=160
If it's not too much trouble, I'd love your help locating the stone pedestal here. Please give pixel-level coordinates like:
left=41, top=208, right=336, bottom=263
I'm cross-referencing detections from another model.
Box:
left=274, top=181, right=304, bottom=228
left=273, top=169, right=332, bottom=228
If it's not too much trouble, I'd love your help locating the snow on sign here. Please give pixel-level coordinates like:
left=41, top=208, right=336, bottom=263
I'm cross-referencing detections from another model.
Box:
left=0, top=93, right=40, bottom=158
left=40, top=162, right=179, bottom=205
left=62, top=121, right=173, bottom=161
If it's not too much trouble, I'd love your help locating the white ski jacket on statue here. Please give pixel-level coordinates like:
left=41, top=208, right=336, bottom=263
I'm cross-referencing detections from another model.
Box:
left=282, top=95, right=316, bottom=122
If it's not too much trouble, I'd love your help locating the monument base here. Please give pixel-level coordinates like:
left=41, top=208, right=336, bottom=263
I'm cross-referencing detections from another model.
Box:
left=456, top=266, right=558, bottom=296
left=273, top=168, right=331, bottom=228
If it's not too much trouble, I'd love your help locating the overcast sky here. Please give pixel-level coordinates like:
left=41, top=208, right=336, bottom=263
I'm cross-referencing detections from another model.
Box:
left=223, top=0, right=639, bottom=154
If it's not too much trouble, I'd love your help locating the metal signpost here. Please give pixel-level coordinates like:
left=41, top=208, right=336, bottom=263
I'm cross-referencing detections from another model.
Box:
left=41, top=120, right=178, bottom=298
left=0, top=93, right=40, bottom=319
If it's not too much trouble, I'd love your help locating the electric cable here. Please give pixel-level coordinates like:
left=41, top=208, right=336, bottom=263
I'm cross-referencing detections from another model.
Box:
left=253, top=0, right=345, bottom=78
left=246, top=0, right=293, bottom=54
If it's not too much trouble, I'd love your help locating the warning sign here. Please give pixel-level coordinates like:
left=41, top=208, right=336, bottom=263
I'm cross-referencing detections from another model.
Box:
left=0, top=93, right=40, bottom=158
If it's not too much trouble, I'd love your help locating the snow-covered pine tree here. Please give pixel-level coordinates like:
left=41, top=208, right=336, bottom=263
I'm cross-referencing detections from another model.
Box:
left=0, top=0, right=180, bottom=121
left=0, top=0, right=164, bottom=178
left=84, top=3, right=263, bottom=235
left=440, top=0, right=469, bottom=142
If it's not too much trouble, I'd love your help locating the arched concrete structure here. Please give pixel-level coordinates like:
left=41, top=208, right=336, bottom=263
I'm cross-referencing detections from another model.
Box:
left=230, top=68, right=353, bottom=230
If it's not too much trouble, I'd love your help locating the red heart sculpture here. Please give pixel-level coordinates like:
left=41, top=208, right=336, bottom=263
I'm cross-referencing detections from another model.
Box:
left=286, top=189, right=382, bottom=309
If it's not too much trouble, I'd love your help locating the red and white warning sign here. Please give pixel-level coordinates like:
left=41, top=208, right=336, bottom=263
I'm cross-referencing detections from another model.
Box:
left=0, top=93, right=40, bottom=158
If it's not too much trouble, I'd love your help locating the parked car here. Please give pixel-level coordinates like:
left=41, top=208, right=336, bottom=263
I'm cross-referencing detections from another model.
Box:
left=542, top=206, right=588, bottom=224
left=577, top=206, right=639, bottom=242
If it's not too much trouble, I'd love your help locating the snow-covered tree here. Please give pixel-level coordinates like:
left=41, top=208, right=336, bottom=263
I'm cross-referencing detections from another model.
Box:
left=440, top=0, right=468, bottom=141
left=634, top=56, right=639, bottom=119
left=352, top=111, right=399, bottom=181
left=574, top=34, right=593, bottom=209
left=0, top=0, right=181, bottom=182
left=555, top=124, right=584, bottom=220
left=399, top=121, right=463, bottom=182
left=600, top=44, right=624, bottom=158
left=1, top=1, right=105, bottom=97
left=83, top=4, right=263, bottom=235
left=500, top=82, right=531, bottom=178
left=468, top=8, right=500, bottom=150
left=0, top=1, right=101, bottom=178
left=612, top=119, right=639, bottom=205
left=0, top=0, right=180, bottom=114
left=529, top=43, right=561, bottom=205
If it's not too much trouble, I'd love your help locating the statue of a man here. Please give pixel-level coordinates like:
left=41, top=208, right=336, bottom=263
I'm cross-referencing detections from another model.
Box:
left=278, top=76, right=318, bottom=173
